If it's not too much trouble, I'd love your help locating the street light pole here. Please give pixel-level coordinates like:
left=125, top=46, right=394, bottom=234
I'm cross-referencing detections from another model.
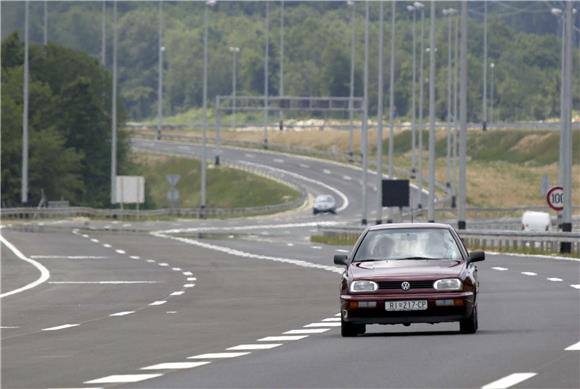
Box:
left=552, top=7, right=565, bottom=193
left=229, top=46, right=240, bottom=130
left=408, top=5, right=417, bottom=183
left=263, top=1, right=270, bottom=149
left=489, top=62, right=495, bottom=125
left=348, top=0, right=356, bottom=163
left=101, top=0, right=106, bottom=66
left=482, top=0, right=488, bottom=131
left=201, top=0, right=215, bottom=212
left=279, top=0, right=284, bottom=127
left=376, top=1, right=385, bottom=225
left=156, top=0, right=164, bottom=141
left=458, top=0, right=468, bottom=230
left=22, top=0, right=29, bottom=204
left=414, top=1, right=425, bottom=211
left=111, top=0, right=118, bottom=205
left=386, top=0, right=396, bottom=223
left=361, top=0, right=369, bottom=226
left=427, top=0, right=436, bottom=223
left=43, top=0, right=48, bottom=46
left=443, top=8, right=456, bottom=194
left=452, top=12, right=459, bottom=208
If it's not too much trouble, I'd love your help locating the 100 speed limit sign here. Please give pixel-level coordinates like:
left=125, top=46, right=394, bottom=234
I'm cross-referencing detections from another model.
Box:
left=546, top=186, right=564, bottom=212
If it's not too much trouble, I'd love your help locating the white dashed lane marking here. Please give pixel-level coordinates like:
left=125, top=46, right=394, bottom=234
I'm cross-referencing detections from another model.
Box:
left=90, top=238, right=99, bottom=243
left=84, top=374, right=163, bottom=384
left=183, top=271, right=193, bottom=276
left=110, top=311, right=135, bottom=317
left=187, top=277, right=196, bottom=281
left=42, top=324, right=80, bottom=331
left=335, top=249, right=349, bottom=253
left=172, top=267, right=182, bottom=271
left=304, top=322, right=341, bottom=328
left=565, top=341, right=580, bottom=350
left=147, top=259, right=156, bottom=263
left=49, top=281, right=159, bottom=285
left=521, top=272, right=537, bottom=276
left=284, top=328, right=330, bottom=334
left=323, top=169, right=331, bottom=174
left=130, top=256, right=140, bottom=260
left=299, top=163, right=310, bottom=168
left=30, top=255, right=108, bottom=259
left=481, top=372, right=537, bottom=389
left=184, top=284, right=195, bottom=288
left=570, top=284, right=580, bottom=289
left=322, top=317, right=341, bottom=322
left=158, top=263, right=169, bottom=267
left=273, top=158, right=284, bottom=163
left=492, top=267, right=508, bottom=271
left=141, top=362, right=210, bottom=370
left=149, top=301, right=167, bottom=306
left=227, top=344, right=282, bottom=351
left=170, top=291, right=184, bottom=296
left=103, top=244, right=112, bottom=248
left=287, top=243, right=294, bottom=247
left=115, top=249, right=126, bottom=254
left=343, top=175, right=352, bottom=180
left=258, top=335, right=308, bottom=342
left=547, top=277, right=563, bottom=282
left=189, top=352, right=250, bottom=359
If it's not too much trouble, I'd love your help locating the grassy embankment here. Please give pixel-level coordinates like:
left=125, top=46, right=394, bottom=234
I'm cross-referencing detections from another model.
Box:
left=132, top=153, right=300, bottom=210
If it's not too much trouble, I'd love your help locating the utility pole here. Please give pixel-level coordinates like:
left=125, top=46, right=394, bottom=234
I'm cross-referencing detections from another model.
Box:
left=489, top=62, right=495, bottom=125
left=43, top=0, right=48, bottom=46
left=443, top=8, right=456, bottom=193
left=111, top=0, right=118, bottom=204
left=376, top=1, right=385, bottom=225
left=201, top=0, right=215, bottom=211
left=408, top=5, right=417, bottom=183
left=386, top=0, right=396, bottom=223
left=458, top=1, right=468, bottom=230
left=561, top=2, right=574, bottom=253
left=156, top=0, right=164, bottom=141
left=427, top=0, right=436, bottom=222
left=263, top=1, right=270, bottom=149
left=482, top=0, right=488, bottom=131
left=101, top=0, right=106, bottom=66
left=361, top=0, right=369, bottom=226
left=279, top=0, right=284, bottom=127
left=348, top=0, right=356, bottom=163
left=229, top=46, right=240, bottom=130
left=452, top=12, right=459, bottom=208
left=414, top=1, right=425, bottom=211
left=22, top=0, right=29, bottom=204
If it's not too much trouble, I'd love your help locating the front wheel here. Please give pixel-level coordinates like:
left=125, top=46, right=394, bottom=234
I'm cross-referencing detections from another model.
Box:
left=341, top=320, right=365, bottom=337
left=459, top=305, right=478, bottom=334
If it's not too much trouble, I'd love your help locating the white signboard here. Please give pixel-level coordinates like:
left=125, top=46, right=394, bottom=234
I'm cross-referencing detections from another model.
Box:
left=115, top=176, right=145, bottom=204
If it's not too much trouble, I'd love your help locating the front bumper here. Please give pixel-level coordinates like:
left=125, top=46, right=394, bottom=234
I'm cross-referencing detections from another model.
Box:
left=340, top=291, right=474, bottom=325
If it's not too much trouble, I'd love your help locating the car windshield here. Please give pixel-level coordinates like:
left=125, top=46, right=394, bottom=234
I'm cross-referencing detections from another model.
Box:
left=316, top=195, right=334, bottom=202
left=353, top=228, right=463, bottom=261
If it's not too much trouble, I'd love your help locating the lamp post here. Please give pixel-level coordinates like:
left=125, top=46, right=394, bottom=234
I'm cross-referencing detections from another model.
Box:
left=443, top=8, right=457, bottom=194
left=101, top=0, right=106, bottom=66
left=427, top=0, right=436, bottom=222
left=111, top=0, right=118, bottom=205
left=552, top=7, right=565, bottom=194
left=43, top=0, right=48, bottom=46
left=489, top=62, right=495, bottom=125
left=361, top=0, right=369, bottom=226
left=263, top=1, right=270, bottom=149
left=156, top=0, right=164, bottom=141
left=458, top=0, right=468, bottom=230
left=386, top=0, right=396, bottom=223
left=22, top=0, right=29, bottom=204
left=482, top=0, right=488, bottom=131
left=413, top=1, right=425, bottom=211
left=279, top=0, right=284, bottom=128
left=347, top=0, right=356, bottom=163
left=376, top=1, right=385, bottom=225
left=229, top=46, right=240, bottom=130
left=408, top=5, right=417, bottom=183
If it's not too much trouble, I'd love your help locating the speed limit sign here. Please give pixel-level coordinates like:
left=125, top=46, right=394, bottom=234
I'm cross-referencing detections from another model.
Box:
left=546, top=186, right=564, bottom=212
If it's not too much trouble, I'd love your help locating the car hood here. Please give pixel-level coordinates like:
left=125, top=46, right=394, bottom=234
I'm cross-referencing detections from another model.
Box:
left=350, top=259, right=464, bottom=279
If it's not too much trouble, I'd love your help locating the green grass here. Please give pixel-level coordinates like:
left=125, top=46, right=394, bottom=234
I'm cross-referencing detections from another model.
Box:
left=133, top=153, right=300, bottom=209
left=311, top=234, right=358, bottom=246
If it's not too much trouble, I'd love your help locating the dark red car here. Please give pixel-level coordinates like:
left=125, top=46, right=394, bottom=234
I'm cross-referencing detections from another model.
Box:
left=334, top=223, right=484, bottom=337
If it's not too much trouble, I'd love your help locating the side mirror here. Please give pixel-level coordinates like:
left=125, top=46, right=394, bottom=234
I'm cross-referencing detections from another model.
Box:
left=468, top=251, right=485, bottom=263
left=334, top=254, right=348, bottom=266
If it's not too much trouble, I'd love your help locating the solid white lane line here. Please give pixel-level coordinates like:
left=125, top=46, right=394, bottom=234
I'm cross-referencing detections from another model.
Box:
left=284, top=328, right=330, bottom=334
left=547, top=277, right=563, bottom=282
left=491, top=267, right=508, bottom=271
left=183, top=271, right=193, bottom=276
left=103, top=244, right=112, bottom=248
left=0, top=234, right=51, bottom=299
left=565, top=341, right=580, bottom=350
left=42, top=324, right=80, bottom=331
left=189, top=352, right=250, bottom=359
left=170, top=291, right=184, bottom=296
left=570, top=284, right=580, bottom=289
left=49, top=281, right=159, bottom=285
left=521, top=272, right=537, bottom=276
left=322, top=318, right=341, bottom=322
left=184, top=284, right=195, bottom=288
left=115, top=249, right=126, bottom=254
left=227, top=344, right=282, bottom=351
left=481, top=373, right=537, bottom=389
left=31, top=255, right=108, bottom=259
left=304, top=322, right=341, bottom=328
left=84, top=374, right=163, bottom=384
left=172, top=267, right=182, bottom=271
left=110, top=311, right=135, bottom=317
left=149, top=301, right=167, bottom=306
left=258, top=335, right=308, bottom=342
left=141, top=362, right=210, bottom=370
left=130, top=256, right=140, bottom=259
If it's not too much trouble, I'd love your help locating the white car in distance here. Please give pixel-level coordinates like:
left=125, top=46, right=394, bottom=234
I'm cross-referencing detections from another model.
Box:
left=313, top=194, right=337, bottom=215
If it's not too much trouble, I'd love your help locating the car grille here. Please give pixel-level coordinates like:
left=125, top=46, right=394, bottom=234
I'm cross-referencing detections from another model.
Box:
left=377, top=280, right=435, bottom=290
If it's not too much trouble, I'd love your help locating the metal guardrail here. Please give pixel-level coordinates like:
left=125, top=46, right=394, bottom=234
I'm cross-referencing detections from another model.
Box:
left=316, top=226, right=580, bottom=256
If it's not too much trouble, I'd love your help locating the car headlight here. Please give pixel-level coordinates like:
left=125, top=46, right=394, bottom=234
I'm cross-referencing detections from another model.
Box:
left=349, top=280, right=378, bottom=293
left=433, top=278, right=463, bottom=291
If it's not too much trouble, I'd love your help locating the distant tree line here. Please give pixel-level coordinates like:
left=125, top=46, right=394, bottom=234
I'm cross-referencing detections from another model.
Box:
left=2, top=1, right=577, bottom=123
left=1, top=33, right=129, bottom=207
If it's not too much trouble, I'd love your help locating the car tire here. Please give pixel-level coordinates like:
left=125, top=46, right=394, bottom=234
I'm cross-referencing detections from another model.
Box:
left=459, top=305, right=478, bottom=334
left=313, top=209, right=318, bottom=215
left=341, top=320, right=365, bottom=337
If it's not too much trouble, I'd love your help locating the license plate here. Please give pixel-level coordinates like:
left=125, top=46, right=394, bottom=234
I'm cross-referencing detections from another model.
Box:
left=385, top=300, right=428, bottom=311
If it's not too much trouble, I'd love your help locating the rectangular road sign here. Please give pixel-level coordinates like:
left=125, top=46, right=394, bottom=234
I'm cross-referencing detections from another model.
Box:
left=382, top=179, right=410, bottom=207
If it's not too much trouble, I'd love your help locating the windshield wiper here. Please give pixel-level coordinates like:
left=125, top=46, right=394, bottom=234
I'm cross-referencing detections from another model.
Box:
left=394, top=256, right=437, bottom=260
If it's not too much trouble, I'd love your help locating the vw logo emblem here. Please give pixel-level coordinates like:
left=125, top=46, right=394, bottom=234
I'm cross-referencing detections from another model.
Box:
left=401, top=281, right=411, bottom=291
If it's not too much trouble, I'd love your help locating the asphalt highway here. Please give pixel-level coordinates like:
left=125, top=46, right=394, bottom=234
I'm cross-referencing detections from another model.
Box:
left=1, top=140, right=579, bottom=389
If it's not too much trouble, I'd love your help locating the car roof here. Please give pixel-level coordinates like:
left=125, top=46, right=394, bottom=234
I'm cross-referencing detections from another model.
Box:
left=366, top=222, right=453, bottom=231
